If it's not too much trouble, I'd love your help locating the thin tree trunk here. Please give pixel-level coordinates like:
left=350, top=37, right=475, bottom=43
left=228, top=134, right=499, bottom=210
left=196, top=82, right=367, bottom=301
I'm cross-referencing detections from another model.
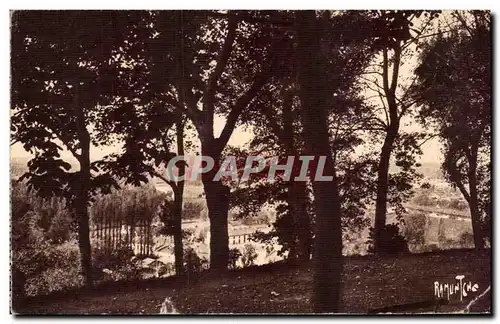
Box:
left=282, top=89, right=312, bottom=262
left=174, top=119, right=185, bottom=276
left=468, top=151, right=485, bottom=249
left=76, top=133, right=93, bottom=289
left=295, top=10, right=343, bottom=313
left=373, top=126, right=398, bottom=252
left=74, top=82, right=93, bottom=289
left=173, top=186, right=184, bottom=276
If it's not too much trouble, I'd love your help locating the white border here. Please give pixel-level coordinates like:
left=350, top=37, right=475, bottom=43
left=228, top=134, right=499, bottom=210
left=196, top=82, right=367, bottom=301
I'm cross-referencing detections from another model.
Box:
left=2, top=2, right=497, bottom=324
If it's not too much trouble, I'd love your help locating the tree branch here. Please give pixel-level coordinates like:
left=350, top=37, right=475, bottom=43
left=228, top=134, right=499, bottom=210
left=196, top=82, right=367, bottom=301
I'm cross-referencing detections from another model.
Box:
left=204, top=14, right=238, bottom=110
left=151, top=170, right=177, bottom=190
left=390, top=42, right=401, bottom=94
left=208, top=10, right=294, bottom=27
left=217, top=69, right=271, bottom=150
left=261, top=106, right=285, bottom=143
left=382, top=48, right=390, bottom=95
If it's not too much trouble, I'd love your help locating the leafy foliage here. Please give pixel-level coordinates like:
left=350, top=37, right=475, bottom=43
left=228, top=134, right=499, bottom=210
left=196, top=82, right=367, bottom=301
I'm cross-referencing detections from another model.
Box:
left=413, top=11, right=491, bottom=246
left=367, top=224, right=409, bottom=255
left=241, top=244, right=258, bottom=267
left=228, top=248, right=242, bottom=270
left=403, top=213, right=427, bottom=247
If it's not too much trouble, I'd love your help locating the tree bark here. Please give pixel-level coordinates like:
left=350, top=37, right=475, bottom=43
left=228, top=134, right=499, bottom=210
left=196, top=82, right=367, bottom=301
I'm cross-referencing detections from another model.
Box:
left=203, top=175, right=230, bottom=272
left=373, top=125, right=398, bottom=252
left=73, top=83, right=93, bottom=289
left=174, top=119, right=185, bottom=276
left=467, top=147, right=485, bottom=249
left=282, top=88, right=312, bottom=262
left=288, top=174, right=311, bottom=261
left=198, top=143, right=229, bottom=271
left=373, top=41, right=403, bottom=254
left=173, top=185, right=184, bottom=275
left=76, top=129, right=93, bottom=289
left=295, top=10, right=343, bottom=313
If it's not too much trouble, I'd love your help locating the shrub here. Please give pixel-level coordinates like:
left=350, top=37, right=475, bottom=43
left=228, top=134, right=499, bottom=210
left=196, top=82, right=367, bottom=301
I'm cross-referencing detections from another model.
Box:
left=412, top=193, right=437, bottom=207
left=241, top=244, right=258, bottom=267
left=459, top=232, right=474, bottom=248
left=404, top=213, right=426, bottom=247
left=183, top=201, right=204, bottom=220
left=92, top=241, right=140, bottom=282
left=23, top=240, right=84, bottom=296
left=228, top=248, right=242, bottom=270
left=158, top=200, right=175, bottom=235
left=367, top=223, right=409, bottom=255
left=183, top=247, right=207, bottom=275
left=158, top=263, right=175, bottom=277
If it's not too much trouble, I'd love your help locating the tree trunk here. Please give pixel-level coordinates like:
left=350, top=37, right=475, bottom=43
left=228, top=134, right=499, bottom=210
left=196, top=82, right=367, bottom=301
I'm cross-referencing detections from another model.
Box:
left=173, top=186, right=184, bottom=276
left=74, top=83, right=93, bottom=289
left=174, top=119, right=185, bottom=276
left=373, top=125, right=398, bottom=253
left=282, top=89, right=311, bottom=262
left=76, top=133, right=93, bottom=289
left=203, top=176, right=230, bottom=272
left=468, top=153, right=485, bottom=249
left=199, top=143, right=229, bottom=271
left=296, top=10, right=343, bottom=313
left=288, top=180, right=311, bottom=261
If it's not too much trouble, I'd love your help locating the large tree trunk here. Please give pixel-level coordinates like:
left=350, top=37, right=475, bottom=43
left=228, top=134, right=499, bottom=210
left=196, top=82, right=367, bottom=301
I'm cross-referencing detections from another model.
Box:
left=200, top=148, right=229, bottom=272
left=282, top=88, right=312, bottom=262
left=203, top=178, right=230, bottom=271
left=373, top=126, right=398, bottom=253
left=296, top=10, right=343, bottom=313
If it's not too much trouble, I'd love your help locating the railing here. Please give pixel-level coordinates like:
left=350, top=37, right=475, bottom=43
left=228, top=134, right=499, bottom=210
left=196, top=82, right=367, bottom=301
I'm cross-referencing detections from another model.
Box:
left=403, top=204, right=471, bottom=219
left=230, top=233, right=251, bottom=245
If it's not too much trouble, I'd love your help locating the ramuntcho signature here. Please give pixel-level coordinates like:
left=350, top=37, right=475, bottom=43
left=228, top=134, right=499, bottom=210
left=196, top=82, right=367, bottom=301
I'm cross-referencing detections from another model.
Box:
left=434, top=275, right=479, bottom=302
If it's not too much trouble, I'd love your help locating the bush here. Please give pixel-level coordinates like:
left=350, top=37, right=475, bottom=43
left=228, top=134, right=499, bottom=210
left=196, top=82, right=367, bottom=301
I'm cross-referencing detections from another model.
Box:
left=241, top=244, right=258, bottom=267
left=367, top=223, right=409, bottom=255
left=228, top=248, right=242, bottom=270
left=23, top=240, right=84, bottom=296
left=183, top=201, right=204, bottom=220
left=404, top=213, right=426, bottom=247
left=459, top=232, right=474, bottom=248
left=412, top=193, right=437, bottom=207
left=92, top=241, right=142, bottom=282
left=183, top=247, right=207, bottom=275
left=158, top=263, right=175, bottom=277
left=448, top=198, right=468, bottom=210
left=11, top=183, right=83, bottom=298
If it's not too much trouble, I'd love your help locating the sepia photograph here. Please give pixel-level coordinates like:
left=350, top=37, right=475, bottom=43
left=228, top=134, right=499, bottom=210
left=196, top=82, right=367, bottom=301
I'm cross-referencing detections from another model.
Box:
left=9, top=9, right=492, bottom=315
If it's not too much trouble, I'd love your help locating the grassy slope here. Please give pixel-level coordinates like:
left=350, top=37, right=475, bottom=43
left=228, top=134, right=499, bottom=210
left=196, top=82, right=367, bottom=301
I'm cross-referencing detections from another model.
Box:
left=17, top=249, right=490, bottom=315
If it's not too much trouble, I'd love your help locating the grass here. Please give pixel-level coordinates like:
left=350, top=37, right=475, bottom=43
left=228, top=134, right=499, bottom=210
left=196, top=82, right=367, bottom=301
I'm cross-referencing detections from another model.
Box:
left=15, top=249, right=491, bottom=315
